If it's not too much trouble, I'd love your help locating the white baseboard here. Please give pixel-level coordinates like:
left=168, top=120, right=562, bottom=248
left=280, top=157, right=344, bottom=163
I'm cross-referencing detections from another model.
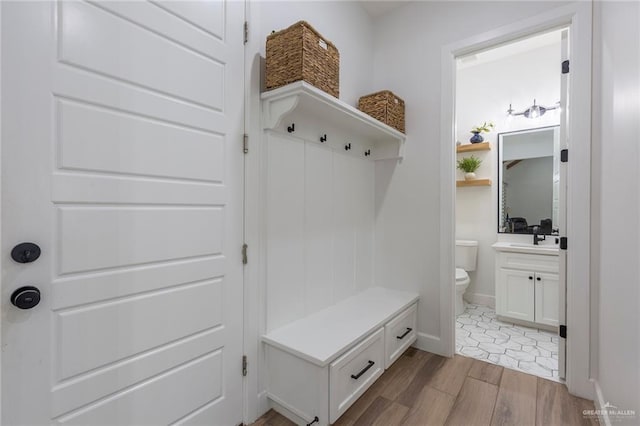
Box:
left=414, top=332, right=446, bottom=356
left=268, top=393, right=317, bottom=425
left=464, top=292, right=495, bottom=308
left=254, top=390, right=269, bottom=422
left=593, top=380, right=612, bottom=426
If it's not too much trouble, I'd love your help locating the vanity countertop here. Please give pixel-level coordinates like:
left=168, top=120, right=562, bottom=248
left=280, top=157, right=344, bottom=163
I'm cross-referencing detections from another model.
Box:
left=492, top=241, right=559, bottom=256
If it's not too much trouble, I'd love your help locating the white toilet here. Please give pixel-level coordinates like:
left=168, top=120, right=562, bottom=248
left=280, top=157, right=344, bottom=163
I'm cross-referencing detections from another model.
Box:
left=455, top=240, right=478, bottom=316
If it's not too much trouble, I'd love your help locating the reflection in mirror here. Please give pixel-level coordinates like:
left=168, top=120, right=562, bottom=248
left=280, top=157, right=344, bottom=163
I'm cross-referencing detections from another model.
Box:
left=498, top=126, right=560, bottom=235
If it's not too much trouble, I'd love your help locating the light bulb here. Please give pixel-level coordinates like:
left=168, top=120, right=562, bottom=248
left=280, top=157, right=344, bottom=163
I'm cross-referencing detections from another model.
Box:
left=529, top=105, right=541, bottom=119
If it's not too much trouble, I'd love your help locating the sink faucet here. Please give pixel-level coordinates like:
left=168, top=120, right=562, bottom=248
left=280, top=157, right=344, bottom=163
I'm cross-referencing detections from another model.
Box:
left=532, top=226, right=546, bottom=245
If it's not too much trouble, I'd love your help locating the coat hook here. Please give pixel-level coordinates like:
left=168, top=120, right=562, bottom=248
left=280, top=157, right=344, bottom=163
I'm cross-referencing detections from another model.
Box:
left=320, top=134, right=327, bottom=143
left=287, top=123, right=295, bottom=133
left=345, top=143, right=351, bottom=151
left=364, top=149, right=371, bottom=157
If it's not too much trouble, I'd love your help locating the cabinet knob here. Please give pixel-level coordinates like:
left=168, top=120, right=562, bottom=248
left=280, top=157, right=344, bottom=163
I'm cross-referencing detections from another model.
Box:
left=529, top=276, right=533, bottom=280
left=536, top=276, right=541, bottom=281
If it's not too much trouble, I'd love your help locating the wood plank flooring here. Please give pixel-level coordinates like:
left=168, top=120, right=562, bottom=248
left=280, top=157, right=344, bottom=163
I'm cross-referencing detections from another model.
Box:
left=252, top=348, right=596, bottom=426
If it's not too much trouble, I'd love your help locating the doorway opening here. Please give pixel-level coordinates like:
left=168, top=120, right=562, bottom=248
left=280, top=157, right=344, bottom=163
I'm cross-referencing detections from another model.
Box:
left=453, top=28, right=568, bottom=382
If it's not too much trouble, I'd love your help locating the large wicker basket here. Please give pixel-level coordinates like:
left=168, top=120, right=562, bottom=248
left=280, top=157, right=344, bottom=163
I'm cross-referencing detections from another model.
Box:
left=358, top=91, right=405, bottom=134
left=266, top=21, right=339, bottom=98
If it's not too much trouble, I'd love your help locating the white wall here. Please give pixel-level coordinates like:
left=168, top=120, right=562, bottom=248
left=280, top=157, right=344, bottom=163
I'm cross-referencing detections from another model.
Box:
left=455, top=42, right=560, bottom=304
left=592, top=1, right=640, bottom=421
left=371, top=1, right=567, bottom=349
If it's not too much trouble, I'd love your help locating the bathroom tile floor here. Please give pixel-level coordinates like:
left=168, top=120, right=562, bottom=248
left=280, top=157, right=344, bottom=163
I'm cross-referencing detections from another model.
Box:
left=456, top=303, right=560, bottom=381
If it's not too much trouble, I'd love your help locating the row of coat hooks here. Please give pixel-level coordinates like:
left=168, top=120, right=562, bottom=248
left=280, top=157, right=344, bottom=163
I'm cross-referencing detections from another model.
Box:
left=286, top=123, right=373, bottom=157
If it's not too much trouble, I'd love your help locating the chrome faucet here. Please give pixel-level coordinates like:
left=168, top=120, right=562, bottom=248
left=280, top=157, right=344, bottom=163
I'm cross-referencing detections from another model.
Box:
left=532, top=226, right=546, bottom=245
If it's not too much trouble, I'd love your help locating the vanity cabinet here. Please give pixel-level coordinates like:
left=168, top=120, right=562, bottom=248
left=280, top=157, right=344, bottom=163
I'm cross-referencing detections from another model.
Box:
left=495, top=251, right=559, bottom=327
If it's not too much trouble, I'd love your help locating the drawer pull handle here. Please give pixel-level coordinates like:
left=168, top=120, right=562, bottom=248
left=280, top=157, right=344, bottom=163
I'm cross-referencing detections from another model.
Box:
left=351, top=360, right=375, bottom=380
left=397, top=327, right=413, bottom=340
left=306, top=416, right=319, bottom=426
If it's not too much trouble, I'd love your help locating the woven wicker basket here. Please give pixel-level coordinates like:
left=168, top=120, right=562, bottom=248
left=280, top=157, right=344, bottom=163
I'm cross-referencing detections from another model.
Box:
left=266, top=21, right=339, bottom=98
left=358, top=91, right=405, bottom=134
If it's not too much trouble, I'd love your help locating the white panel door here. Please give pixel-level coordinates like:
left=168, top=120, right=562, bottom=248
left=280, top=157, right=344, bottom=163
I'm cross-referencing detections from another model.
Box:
left=1, top=1, right=244, bottom=425
left=535, top=272, right=560, bottom=327
left=498, top=268, right=535, bottom=322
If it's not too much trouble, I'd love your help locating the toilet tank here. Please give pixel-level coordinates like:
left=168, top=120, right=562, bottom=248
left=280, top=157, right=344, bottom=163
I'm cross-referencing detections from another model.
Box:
left=456, top=240, right=478, bottom=271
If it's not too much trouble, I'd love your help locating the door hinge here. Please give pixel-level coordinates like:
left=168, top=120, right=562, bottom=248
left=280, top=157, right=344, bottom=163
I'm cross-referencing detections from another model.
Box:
left=559, top=325, right=567, bottom=338
left=242, top=355, right=248, bottom=376
left=243, top=21, right=248, bottom=44
left=560, top=149, right=568, bottom=163
left=242, top=243, right=248, bottom=265
left=562, top=60, right=570, bottom=74
left=243, top=133, right=248, bottom=154
left=560, top=237, right=567, bottom=250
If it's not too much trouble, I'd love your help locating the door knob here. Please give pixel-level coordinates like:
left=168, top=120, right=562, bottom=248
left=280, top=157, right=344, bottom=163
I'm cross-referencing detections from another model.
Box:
left=11, top=242, right=41, bottom=263
left=10, top=286, right=41, bottom=310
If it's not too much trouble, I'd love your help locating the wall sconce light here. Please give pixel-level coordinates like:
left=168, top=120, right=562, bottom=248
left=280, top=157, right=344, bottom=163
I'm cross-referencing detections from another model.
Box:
left=507, top=99, right=560, bottom=119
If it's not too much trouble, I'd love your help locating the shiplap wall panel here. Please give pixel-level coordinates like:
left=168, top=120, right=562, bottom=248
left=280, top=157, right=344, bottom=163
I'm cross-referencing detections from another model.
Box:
left=354, top=158, right=375, bottom=293
left=265, top=133, right=374, bottom=332
left=266, top=134, right=306, bottom=331
left=332, top=154, right=358, bottom=303
left=304, top=143, right=335, bottom=313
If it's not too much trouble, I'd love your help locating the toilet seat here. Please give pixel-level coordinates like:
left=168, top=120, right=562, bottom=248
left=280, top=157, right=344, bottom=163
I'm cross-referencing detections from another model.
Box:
left=455, top=268, right=470, bottom=316
left=455, top=268, right=469, bottom=283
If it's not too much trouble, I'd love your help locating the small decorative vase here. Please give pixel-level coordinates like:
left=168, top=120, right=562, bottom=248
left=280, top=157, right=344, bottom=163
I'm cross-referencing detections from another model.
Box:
left=470, top=132, right=484, bottom=143
left=464, top=172, right=476, bottom=180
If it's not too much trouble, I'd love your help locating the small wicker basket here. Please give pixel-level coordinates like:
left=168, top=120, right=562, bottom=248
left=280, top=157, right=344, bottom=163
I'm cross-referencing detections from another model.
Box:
left=358, top=91, right=406, bottom=134
left=266, top=21, right=340, bottom=98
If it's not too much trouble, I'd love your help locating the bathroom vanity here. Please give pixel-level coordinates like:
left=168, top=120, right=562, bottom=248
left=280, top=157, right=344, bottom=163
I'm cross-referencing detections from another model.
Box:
left=492, top=242, right=559, bottom=327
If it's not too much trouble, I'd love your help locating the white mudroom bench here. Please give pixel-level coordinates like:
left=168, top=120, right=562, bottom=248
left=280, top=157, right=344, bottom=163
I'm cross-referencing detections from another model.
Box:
left=262, top=287, right=419, bottom=425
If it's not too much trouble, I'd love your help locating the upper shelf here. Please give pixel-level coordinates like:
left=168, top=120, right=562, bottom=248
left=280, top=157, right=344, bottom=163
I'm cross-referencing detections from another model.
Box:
left=261, top=82, right=406, bottom=161
left=457, top=142, right=491, bottom=153
left=457, top=178, right=492, bottom=187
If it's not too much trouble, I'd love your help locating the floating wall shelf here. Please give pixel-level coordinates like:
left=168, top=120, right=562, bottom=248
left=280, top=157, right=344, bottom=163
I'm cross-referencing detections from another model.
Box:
left=261, top=82, right=406, bottom=161
left=456, top=179, right=492, bottom=187
left=456, top=142, right=491, bottom=153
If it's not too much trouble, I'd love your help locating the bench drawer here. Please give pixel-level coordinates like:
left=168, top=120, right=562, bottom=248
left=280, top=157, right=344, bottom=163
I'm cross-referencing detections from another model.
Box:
left=384, top=303, right=417, bottom=368
left=329, top=328, right=384, bottom=423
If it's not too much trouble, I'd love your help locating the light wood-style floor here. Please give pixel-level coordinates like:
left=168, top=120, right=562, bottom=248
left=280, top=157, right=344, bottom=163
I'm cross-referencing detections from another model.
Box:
left=252, top=348, right=596, bottom=426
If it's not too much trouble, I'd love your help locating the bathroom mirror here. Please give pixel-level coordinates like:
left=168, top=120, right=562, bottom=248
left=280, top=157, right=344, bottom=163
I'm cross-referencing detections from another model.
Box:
left=498, top=126, right=560, bottom=235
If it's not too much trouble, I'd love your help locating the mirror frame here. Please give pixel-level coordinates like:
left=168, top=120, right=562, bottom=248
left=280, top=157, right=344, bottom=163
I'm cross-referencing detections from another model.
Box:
left=497, top=125, right=560, bottom=235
